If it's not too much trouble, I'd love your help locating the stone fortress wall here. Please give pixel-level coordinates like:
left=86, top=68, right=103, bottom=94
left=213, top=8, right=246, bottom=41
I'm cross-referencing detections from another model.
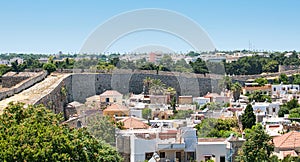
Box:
left=0, top=71, right=47, bottom=100
left=31, top=71, right=226, bottom=117
left=2, top=68, right=300, bottom=117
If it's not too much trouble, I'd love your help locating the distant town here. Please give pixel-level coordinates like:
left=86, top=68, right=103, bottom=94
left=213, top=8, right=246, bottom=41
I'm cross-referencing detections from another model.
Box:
left=0, top=50, right=300, bottom=161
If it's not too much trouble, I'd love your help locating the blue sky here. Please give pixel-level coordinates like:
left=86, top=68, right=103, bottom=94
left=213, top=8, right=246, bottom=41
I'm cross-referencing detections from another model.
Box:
left=0, top=0, right=299, bottom=54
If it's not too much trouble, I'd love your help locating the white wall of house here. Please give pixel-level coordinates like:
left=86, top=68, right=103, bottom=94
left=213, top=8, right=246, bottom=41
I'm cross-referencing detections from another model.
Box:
left=100, top=95, right=122, bottom=104
left=129, top=109, right=142, bottom=118
left=0, top=59, right=9, bottom=65
left=252, top=102, right=280, bottom=116
left=193, top=97, right=210, bottom=106
left=214, top=96, right=230, bottom=104
left=272, top=84, right=300, bottom=96
left=196, top=142, right=227, bottom=162
left=132, top=137, right=157, bottom=162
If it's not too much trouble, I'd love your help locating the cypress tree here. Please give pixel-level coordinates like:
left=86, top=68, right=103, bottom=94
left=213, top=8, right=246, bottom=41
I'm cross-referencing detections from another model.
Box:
left=241, top=104, right=256, bottom=129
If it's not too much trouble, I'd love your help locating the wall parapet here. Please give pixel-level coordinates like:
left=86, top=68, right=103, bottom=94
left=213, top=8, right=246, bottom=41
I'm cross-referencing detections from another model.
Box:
left=0, top=71, right=47, bottom=101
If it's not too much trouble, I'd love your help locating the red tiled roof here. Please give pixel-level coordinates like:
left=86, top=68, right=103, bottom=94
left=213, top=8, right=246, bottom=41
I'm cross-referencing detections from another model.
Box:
left=121, top=117, right=149, bottom=129
left=103, top=103, right=129, bottom=112
left=204, top=93, right=220, bottom=98
left=100, top=90, right=122, bottom=96
left=244, top=85, right=271, bottom=91
left=273, top=131, right=300, bottom=149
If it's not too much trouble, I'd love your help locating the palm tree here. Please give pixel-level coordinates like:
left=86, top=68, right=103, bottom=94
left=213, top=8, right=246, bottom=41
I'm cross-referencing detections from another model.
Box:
left=231, top=82, right=242, bottom=102
left=143, top=77, right=152, bottom=95
left=149, top=79, right=166, bottom=95
left=219, top=76, right=232, bottom=91
left=166, top=87, right=176, bottom=103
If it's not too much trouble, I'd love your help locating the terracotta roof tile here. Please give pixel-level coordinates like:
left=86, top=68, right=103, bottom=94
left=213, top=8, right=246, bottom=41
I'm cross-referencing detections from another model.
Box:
left=244, top=85, right=272, bottom=91
left=103, top=103, right=129, bottom=112
left=100, top=90, right=122, bottom=96
left=273, top=131, right=300, bottom=149
left=204, top=93, right=220, bottom=98
left=121, top=117, right=149, bottom=129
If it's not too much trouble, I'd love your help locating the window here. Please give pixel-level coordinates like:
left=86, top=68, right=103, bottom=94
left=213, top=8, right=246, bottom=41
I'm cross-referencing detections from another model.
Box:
left=220, top=156, right=226, bottom=162
left=105, top=98, right=109, bottom=103
left=159, top=152, right=165, bottom=158
left=204, top=156, right=212, bottom=161
left=273, top=87, right=276, bottom=91
left=273, top=107, right=276, bottom=113
left=145, top=152, right=153, bottom=160
left=176, top=152, right=181, bottom=161
left=187, top=152, right=195, bottom=160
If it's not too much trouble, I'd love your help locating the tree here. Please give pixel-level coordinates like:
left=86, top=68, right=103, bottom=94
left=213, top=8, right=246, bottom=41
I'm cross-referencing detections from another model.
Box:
left=142, top=108, right=152, bottom=120
left=195, top=118, right=239, bottom=138
left=279, top=73, right=289, bottom=84
left=11, top=60, right=19, bottom=72
left=231, top=82, right=242, bottom=101
left=166, top=87, right=177, bottom=103
left=48, top=55, right=54, bottom=64
left=248, top=90, right=271, bottom=102
left=278, top=98, right=300, bottom=117
left=281, top=155, right=300, bottom=162
left=43, top=63, right=57, bottom=74
left=143, top=77, right=152, bottom=95
left=186, top=51, right=200, bottom=57
left=0, top=102, right=122, bottom=162
left=171, top=110, right=194, bottom=119
left=262, top=60, right=279, bottom=73
left=158, top=55, right=174, bottom=71
left=219, top=76, right=232, bottom=90
left=236, top=124, right=274, bottom=162
left=0, top=65, right=11, bottom=76
left=241, top=104, right=256, bottom=130
left=292, top=74, right=300, bottom=85
left=170, top=96, right=177, bottom=113
left=173, top=59, right=192, bottom=72
left=85, top=114, right=117, bottom=146
left=149, top=79, right=166, bottom=95
left=189, top=58, right=209, bottom=74
left=289, top=108, right=300, bottom=118
left=254, top=77, right=268, bottom=86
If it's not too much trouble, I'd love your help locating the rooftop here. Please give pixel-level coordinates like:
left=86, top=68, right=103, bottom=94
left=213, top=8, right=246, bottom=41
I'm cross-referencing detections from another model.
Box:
left=244, top=84, right=272, bottom=91
left=204, top=92, right=220, bottom=98
left=100, top=90, right=122, bottom=96
left=121, top=117, right=149, bottom=129
left=273, top=131, right=300, bottom=149
left=103, top=103, right=129, bottom=112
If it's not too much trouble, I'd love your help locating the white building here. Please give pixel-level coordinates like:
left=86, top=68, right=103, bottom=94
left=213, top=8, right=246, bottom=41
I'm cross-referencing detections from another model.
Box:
left=272, top=84, right=300, bottom=97
left=193, top=97, right=210, bottom=106
left=196, top=138, right=227, bottom=162
left=9, top=57, right=24, bottom=64
left=252, top=102, right=280, bottom=116
left=0, top=59, right=9, bottom=65
left=116, top=127, right=197, bottom=162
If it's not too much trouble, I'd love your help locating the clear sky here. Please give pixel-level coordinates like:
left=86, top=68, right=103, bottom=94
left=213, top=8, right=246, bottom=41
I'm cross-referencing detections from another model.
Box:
left=0, top=0, right=300, bottom=54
